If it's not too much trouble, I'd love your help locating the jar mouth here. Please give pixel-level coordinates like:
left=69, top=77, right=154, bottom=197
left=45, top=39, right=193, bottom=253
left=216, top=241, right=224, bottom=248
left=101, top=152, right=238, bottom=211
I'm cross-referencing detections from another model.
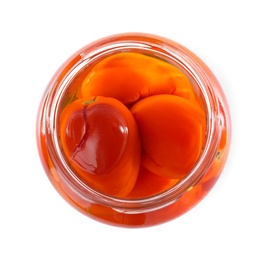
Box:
left=46, top=33, right=222, bottom=213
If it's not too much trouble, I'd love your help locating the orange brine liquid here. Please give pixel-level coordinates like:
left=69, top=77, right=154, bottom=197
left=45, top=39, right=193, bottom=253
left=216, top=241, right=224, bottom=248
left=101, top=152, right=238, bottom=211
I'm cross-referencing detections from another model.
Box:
left=58, top=52, right=207, bottom=199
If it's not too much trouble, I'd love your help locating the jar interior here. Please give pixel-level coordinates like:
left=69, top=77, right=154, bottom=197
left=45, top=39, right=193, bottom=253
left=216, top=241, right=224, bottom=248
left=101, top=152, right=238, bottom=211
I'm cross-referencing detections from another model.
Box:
left=49, top=42, right=218, bottom=212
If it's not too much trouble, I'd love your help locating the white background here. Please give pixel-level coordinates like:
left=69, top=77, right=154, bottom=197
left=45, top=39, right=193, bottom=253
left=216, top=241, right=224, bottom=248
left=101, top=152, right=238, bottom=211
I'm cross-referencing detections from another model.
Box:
left=1, top=0, right=268, bottom=259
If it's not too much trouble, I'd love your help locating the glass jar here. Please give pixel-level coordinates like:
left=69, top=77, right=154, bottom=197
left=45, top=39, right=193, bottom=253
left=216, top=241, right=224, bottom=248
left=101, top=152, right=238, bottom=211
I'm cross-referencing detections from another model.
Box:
left=36, top=33, right=231, bottom=228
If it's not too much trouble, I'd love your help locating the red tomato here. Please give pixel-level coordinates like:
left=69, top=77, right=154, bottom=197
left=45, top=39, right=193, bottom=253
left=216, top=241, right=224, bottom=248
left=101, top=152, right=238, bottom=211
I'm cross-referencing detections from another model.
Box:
left=59, top=97, right=141, bottom=197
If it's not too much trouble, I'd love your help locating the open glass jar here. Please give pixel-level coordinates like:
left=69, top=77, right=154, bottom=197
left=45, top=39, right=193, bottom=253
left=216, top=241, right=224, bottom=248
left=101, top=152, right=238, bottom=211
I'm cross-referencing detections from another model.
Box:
left=36, top=33, right=231, bottom=227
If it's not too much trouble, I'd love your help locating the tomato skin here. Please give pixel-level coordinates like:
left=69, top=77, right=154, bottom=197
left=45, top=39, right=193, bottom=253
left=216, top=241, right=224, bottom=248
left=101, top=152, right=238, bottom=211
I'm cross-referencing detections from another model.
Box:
left=125, top=166, right=179, bottom=199
left=80, top=52, right=196, bottom=105
left=59, top=96, right=141, bottom=197
left=131, top=94, right=206, bottom=179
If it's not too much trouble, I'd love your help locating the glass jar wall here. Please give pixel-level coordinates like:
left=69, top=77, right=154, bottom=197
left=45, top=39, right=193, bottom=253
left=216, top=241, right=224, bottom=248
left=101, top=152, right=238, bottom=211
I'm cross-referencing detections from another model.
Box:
left=36, top=33, right=231, bottom=227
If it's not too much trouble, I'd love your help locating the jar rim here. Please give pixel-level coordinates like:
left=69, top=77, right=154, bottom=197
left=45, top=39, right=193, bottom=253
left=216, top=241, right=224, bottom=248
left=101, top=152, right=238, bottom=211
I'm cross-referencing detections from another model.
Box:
left=44, top=33, right=223, bottom=213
